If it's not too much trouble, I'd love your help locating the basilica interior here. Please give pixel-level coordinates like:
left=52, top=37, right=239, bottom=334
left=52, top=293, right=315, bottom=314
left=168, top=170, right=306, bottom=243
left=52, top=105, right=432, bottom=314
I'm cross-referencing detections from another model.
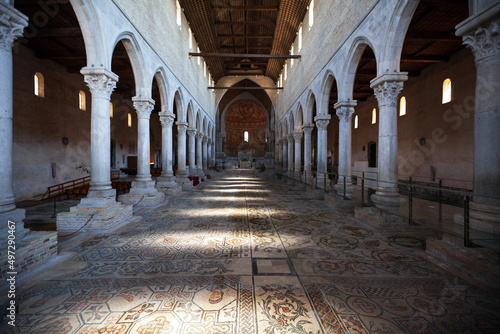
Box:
left=1, top=0, right=499, bottom=333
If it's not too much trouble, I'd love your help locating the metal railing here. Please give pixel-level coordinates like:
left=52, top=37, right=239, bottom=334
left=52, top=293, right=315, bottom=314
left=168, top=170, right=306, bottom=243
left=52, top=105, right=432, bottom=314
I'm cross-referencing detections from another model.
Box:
left=274, top=168, right=499, bottom=253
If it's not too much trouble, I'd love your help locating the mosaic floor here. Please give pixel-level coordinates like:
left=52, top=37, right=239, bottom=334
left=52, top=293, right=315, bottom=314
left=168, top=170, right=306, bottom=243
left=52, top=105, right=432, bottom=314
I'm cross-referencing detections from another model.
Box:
left=2, top=172, right=500, bottom=333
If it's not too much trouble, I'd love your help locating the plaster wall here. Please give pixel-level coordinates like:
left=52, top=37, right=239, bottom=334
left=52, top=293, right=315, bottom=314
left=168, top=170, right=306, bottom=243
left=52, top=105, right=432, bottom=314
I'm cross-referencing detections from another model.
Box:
left=113, top=0, right=214, bottom=119
left=276, top=0, right=376, bottom=121
left=351, top=49, right=476, bottom=189
left=12, top=45, right=139, bottom=200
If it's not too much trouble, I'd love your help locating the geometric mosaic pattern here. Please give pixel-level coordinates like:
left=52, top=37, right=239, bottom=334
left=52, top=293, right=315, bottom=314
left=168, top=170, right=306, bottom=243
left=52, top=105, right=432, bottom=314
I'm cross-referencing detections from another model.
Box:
left=3, top=172, right=500, bottom=333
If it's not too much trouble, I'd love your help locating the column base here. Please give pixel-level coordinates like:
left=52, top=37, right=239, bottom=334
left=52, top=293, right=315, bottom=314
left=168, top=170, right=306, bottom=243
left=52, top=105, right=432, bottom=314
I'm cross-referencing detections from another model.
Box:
left=314, top=174, right=331, bottom=190
left=333, top=182, right=356, bottom=196
left=57, top=202, right=135, bottom=235
left=371, top=187, right=406, bottom=211
left=79, top=188, right=117, bottom=207
left=156, top=175, right=181, bottom=194
left=118, top=180, right=165, bottom=207
left=453, top=201, right=500, bottom=234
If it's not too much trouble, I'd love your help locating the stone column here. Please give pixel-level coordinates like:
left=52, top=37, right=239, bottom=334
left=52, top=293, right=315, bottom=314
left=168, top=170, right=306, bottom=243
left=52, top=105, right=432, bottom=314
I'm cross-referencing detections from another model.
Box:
left=370, top=73, right=408, bottom=205
left=278, top=139, right=283, bottom=171
left=176, top=122, right=189, bottom=179
left=187, top=128, right=197, bottom=175
left=133, top=97, right=154, bottom=182
left=118, top=97, right=164, bottom=206
left=314, top=114, right=331, bottom=186
left=334, top=100, right=357, bottom=192
left=302, top=124, right=314, bottom=183
left=203, top=135, right=208, bottom=171
left=195, top=132, right=203, bottom=175
left=287, top=134, right=294, bottom=176
left=293, top=130, right=303, bottom=180
left=0, top=2, right=27, bottom=228
left=207, top=139, right=212, bottom=169
left=157, top=110, right=176, bottom=188
left=283, top=138, right=288, bottom=170
left=457, top=5, right=500, bottom=228
left=80, top=68, right=118, bottom=202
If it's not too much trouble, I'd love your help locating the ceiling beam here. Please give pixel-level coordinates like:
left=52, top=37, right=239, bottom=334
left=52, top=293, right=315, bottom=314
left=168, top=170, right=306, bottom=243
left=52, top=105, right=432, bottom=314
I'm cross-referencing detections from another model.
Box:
left=190, top=52, right=300, bottom=59
left=215, top=21, right=275, bottom=26
left=211, top=5, right=279, bottom=11
left=208, top=86, right=282, bottom=90
left=36, top=27, right=81, bottom=37
left=224, top=61, right=268, bottom=66
left=220, top=46, right=272, bottom=50
left=217, top=34, right=273, bottom=39
left=401, top=55, right=450, bottom=63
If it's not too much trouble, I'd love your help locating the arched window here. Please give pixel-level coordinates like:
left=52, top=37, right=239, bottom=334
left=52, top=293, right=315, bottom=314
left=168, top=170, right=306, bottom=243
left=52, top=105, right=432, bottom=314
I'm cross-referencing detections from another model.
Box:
left=308, top=0, right=314, bottom=30
left=188, top=28, right=193, bottom=51
left=128, top=113, right=132, bottom=127
left=34, top=72, right=44, bottom=97
left=291, top=45, right=295, bottom=66
left=399, top=96, right=406, bottom=116
left=284, top=62, right=287, bottom=80
left=442, top=78, right=452, bottom=104
left=244, top=131, right=249, bottom=142
left=354, top=115, right=359, bottom=129
left=372, top=108, right=377, bottom=124
left=176, top=0, right=182, bottom=29
left=79, top=91, right=86, bottom=110
left=203, top=61, right=206, bottom=77
left=298, top=25, right=303, bottom=51
left=110, top=102, right=114, bottom=118
left=197, top=47, right=200, bottom=65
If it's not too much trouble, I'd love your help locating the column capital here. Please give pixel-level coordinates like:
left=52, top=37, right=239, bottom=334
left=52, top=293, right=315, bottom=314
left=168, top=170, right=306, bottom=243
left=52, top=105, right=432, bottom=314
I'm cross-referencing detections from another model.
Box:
left=335, top=100, right=357, bottom=123
left=370, top=73, right=407, bottom=108
left=187, top=127, right=197, bottom=137
left=287, top=134, right=294, bottom=141
left=293, top=130, right=303, bottom=142
left=202, top=135, right=208, bottom=143
left=302, top=124, right=314, bottom=135
left=81, top=67, right=119, bottom=99
left=158, top=111, right=175, bottom=128
left=196, top=132, right=203, bottom=140
left=0, top=3, right=28, bottom=52
left=176, top=122, right=188, bottom=135
left=132, top=97, right=155, bottom=119
left=461, top=18, right=500, bottom=63
left=314, top=114, right=331, bottom=131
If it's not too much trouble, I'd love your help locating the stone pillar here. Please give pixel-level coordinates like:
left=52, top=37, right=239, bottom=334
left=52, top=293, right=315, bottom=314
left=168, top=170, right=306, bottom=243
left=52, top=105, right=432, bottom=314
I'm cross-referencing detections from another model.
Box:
left=278, top=139, right=283, bottom=171
left=0, top=2, right=28, bottom=230
left=158, top=110, right=176, bottom=182
left=334, top=100, right=357, bottom=192
left=207, top=139, right=212, bottom=169
left=156, top=111, right=177, bottom=190
left=186, top=128, right=196, bottom=175
left=203, top=136, right=208, bottom=171
left=118, top=98, right=164, bottom=206
left=133, top=97, right=154, bottom=182
left=80, top=68, right=118, bottom=201
left=293, top=130, right=303, bottom=180
left=302, top=125, right=314, bottom=183
left=176, top=122, right=189, bottom=179
left=287, top=134, right=294, bottom=176
left=283, top=138, right=288, bottom=170
left=457, top=5, right=500, bottom=229
left=314, top=114, right=331, bottom=186
left=195, top=132, right=203, bottom=175
left=370, top=73, right=407, bottom=205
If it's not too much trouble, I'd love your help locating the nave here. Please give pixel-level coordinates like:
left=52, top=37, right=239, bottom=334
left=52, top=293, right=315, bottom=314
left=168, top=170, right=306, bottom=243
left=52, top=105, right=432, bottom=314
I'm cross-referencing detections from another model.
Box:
left=4, top=172, right=500, bottom=333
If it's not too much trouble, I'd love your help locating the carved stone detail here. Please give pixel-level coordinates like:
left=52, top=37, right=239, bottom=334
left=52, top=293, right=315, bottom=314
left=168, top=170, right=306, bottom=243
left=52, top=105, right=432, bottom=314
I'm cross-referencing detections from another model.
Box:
left=302, top=124, right=314, bottom=135
left=133, top=98, right=154, bottom=119
left=176, top=122, right=188, bottom=135
left=187, top=128, right=197, bottom=137
left=372, top=81, right=404, bottom=108
left=293, top=131, right=303, bottom=143
left=196, top=132, right=203, bottom=140
left=463, top=19, right=500, bottom=62
left=0, top=3, right=28, bottom=52
left=158, top=112, right=175, bottom=128
left=202, top=135, right=208, bottom=143
left=83, top=73, right=117, bottom=100
left=336, top=106, right=355, bottom=122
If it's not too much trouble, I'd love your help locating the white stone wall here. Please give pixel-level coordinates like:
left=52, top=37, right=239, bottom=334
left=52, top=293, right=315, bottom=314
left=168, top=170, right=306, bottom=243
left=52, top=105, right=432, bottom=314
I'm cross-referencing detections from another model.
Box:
left=350, top=49, right=476, bottom=188
left=12, top=45, right=140, bottom=200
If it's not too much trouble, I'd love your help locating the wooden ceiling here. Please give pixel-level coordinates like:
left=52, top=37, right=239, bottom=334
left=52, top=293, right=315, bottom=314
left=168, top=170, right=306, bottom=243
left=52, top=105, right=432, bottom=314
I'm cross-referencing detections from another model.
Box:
left=14, top=0, right=469, bottom=111
left=180, top=0, right=309, bottom=82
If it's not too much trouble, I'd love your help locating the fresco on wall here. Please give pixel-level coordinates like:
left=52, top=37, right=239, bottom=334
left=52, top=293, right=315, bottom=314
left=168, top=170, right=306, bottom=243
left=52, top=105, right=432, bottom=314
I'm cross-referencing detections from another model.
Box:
left=225, top=99, right=267, bottom=156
